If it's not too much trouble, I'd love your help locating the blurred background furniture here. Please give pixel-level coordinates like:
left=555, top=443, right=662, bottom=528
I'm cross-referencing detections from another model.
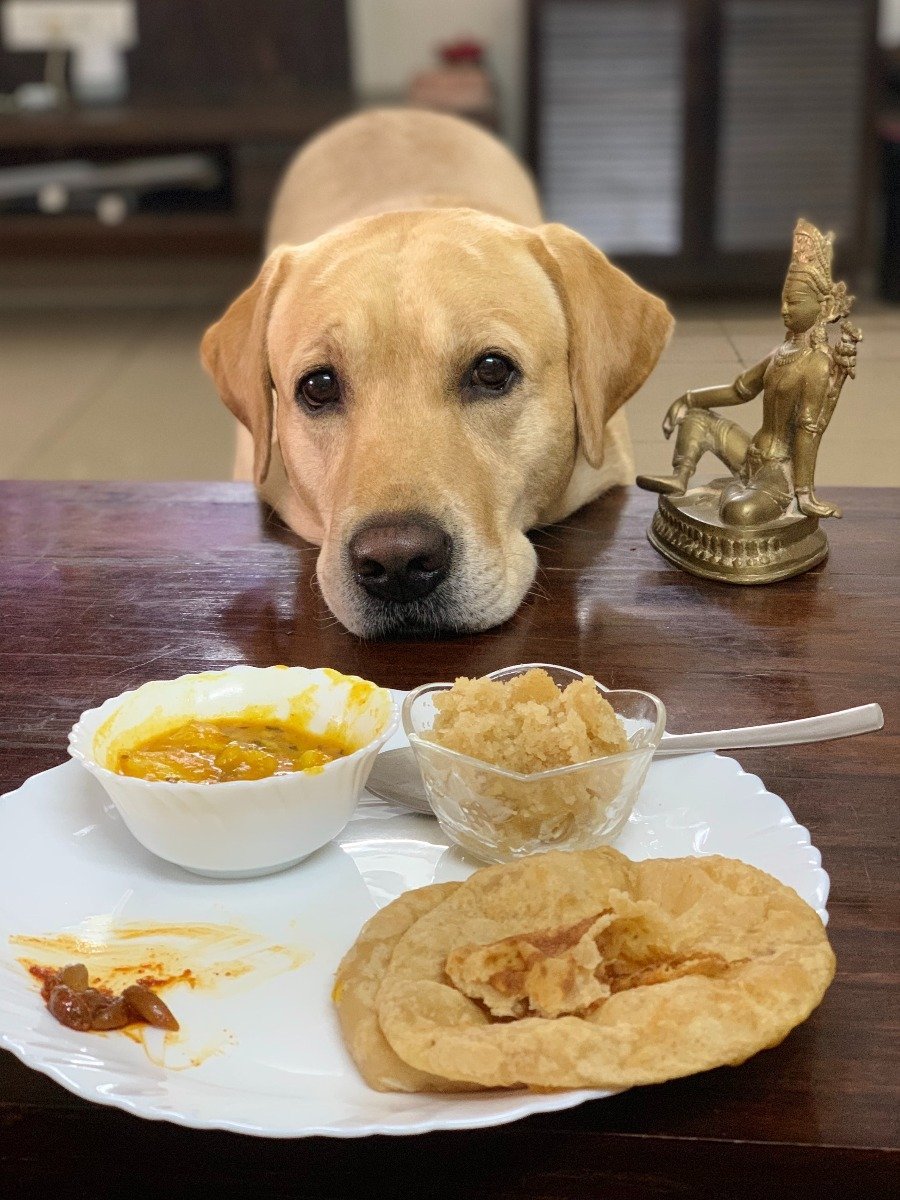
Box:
left=0, top=0, right=354, bottom=255
left=0, top=0, right=887, bottom=291
left=528, top=0, right=878, bottom=294
left=880, top=41, right=900, bottom=302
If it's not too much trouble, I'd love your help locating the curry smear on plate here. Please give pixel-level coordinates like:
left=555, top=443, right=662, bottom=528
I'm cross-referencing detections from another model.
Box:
left=11, top=920, right=309, bottom=993
left=100, top=673, right=379, bottom=783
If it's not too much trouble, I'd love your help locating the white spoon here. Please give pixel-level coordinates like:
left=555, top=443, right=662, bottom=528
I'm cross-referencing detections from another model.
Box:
left=365, top=703, right=884, bottom=815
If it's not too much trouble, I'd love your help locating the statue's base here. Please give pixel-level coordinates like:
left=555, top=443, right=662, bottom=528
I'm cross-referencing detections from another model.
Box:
left=647, top=481, right=828, bottom=584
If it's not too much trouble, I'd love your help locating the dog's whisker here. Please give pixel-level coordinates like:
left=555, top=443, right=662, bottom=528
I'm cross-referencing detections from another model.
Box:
left=525, top=582, right=550, bottom=603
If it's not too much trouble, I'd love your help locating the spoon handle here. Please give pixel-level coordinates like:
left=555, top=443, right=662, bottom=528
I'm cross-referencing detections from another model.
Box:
left=656, top=703, right=884, bottom=758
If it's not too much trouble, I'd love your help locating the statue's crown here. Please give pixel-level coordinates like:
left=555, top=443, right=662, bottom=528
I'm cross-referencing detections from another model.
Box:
left=790, top=219, right=834, bottom=290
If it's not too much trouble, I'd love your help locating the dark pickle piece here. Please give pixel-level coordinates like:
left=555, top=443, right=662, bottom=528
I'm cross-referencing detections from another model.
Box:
left=81, top=988, right=115, bottom=1018
left=58, top=963, right=89, bottom=991
left=37, top=963, right=180, bottom=1034
left=47, top=984, right=93, bottom=1032
left=90, top=996, right=131, bottom=1031
left=123, top=984, right=180, bottom=1031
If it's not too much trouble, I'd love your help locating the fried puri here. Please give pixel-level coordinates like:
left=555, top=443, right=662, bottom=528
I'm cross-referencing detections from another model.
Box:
left=336, top=848, right=835, bottom=1093
left=333, top=883, right=482, bottom=1093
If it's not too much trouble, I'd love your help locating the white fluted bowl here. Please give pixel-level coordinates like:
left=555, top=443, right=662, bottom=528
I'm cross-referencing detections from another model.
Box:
left=67, top=666, right=399, bottom=878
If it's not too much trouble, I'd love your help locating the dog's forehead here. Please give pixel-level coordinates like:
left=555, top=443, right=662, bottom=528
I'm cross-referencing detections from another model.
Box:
left=269, top=210, right=564, bottom=356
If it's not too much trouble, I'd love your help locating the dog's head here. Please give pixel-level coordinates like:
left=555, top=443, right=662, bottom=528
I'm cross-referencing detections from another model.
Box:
left=202, top=210, right=671, bottom=637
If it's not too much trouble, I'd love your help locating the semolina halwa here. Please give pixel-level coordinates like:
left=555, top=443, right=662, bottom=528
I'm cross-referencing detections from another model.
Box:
left=413, top=669, right=636, bottom=860
left=427, top=668, right=627, bottom=773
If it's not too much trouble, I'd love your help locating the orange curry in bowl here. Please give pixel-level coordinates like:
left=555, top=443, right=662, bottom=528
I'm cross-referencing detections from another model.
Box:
left=113, top=716, right=353, bottom=783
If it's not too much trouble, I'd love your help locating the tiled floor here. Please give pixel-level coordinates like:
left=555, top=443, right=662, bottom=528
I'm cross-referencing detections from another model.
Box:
left=2, top=263, right=898, bottom=486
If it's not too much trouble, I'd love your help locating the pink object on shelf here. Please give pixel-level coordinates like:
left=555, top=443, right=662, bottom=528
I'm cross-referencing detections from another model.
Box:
left=406, top=38, right=495, bottom=116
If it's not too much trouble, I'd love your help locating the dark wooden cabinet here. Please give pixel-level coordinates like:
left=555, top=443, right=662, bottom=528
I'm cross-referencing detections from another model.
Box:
left=528, top=0, right=878, bottom=295
left=0, top=95, right=354, bottom=255
left=0, top=1, right=353, bottom=256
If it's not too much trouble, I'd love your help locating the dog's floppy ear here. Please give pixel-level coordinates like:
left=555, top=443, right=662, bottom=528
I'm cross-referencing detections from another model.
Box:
left=200, top=247, right=292, bottom=485
left=532, top=224, right=673, bottom=469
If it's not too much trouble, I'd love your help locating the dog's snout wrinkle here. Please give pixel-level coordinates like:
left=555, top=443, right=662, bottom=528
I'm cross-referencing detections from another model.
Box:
left=349, top=518, right=452, bottom=605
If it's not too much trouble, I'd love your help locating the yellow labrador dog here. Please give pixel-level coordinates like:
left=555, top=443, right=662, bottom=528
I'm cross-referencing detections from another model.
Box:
left=202, top=108, right=672, bottom=637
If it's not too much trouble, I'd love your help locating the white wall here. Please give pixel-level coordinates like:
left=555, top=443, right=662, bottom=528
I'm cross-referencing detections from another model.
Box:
left=880, top=0, right=900, bottom=45
left=348, top=0, right=526, bottom=150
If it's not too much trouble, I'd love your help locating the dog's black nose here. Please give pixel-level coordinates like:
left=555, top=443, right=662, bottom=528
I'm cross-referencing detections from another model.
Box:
left=349, top=519, right=452, bottom=604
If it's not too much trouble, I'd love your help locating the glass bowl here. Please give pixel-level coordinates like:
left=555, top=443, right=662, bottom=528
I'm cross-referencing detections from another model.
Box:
left=401, top=663, right=665, bottom=863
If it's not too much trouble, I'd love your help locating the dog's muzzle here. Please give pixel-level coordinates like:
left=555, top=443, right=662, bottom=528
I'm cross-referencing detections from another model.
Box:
left=332, top=512, right=536, bottom=639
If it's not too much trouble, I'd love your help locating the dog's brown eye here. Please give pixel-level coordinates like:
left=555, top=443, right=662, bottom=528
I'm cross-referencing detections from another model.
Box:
left=297, top=369, right=341, bottom=411
left=470, top=354, right=515, bottom=392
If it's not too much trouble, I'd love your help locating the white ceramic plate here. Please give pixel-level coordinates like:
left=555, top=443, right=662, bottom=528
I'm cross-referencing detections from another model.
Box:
left=0, top=691, right=829, bottom=1138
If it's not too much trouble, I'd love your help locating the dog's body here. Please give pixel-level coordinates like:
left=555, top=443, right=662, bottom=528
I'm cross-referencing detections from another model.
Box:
left=203, top=108, right=672, bottom=637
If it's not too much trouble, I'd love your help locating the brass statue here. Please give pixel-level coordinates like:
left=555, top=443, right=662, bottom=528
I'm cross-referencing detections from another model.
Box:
left=637, top=220, right=862, bottom=583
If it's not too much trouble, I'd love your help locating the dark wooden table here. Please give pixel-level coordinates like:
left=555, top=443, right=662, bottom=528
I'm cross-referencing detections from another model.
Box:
left=0, top=481, right=896, bottom=1199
